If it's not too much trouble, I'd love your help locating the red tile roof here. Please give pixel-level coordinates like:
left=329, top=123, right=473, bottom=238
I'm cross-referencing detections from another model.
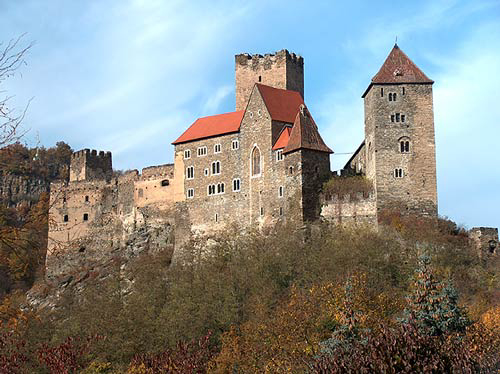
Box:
left=256, top=84, right=304, bottom=123
left=362, top=44, right=433, bottom=97
left=172, top=110, right=244, bottom=145
left=284, top=105, right=333, bottom=154
left=272, top=126, right=292, bottom=150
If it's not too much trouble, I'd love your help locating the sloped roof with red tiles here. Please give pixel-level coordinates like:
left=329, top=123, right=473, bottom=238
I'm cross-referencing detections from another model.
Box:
left=272, top=126, right=292, bottom=150
left=283, top=105, right=333, bottom=154
left=256, top=84, right=304, bottom=123
left=172, top=110, right=244, bottom=145
left=362, top=44, right=433, bottom=97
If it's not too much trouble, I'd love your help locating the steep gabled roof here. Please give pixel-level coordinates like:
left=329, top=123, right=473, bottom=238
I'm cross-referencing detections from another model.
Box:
left=362, top=44, right=433, bottom=97
left=272, top=126, right=292, bottom=150
left=256, top=84, right=304, bottom=123
left=283, top=105, right=333, bottom=154
left=172, top=110, right=244, bottom=145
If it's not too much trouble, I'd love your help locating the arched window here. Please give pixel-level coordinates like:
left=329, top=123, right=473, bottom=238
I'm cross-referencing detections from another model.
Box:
left=393, top=93, right=397, bottom=101
left=252, top=147, right=261, bottom=176
left=389, top=93, right=393, bottom=101
left=399, top=138, right=410, bottom=153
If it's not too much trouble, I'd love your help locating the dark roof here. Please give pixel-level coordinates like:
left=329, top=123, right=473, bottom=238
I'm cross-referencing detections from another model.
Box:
left=362, top=44, right=433, bottom=97
left=256, top=84, right=304, bottom=123
left=172, top=111, right=244, bottom=145
left=283, top=105, right=333, bottom=154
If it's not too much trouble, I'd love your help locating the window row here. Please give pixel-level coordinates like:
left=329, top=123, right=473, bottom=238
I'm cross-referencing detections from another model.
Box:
left=183, top=140, right=240, bottom=160
left=62, top=213, right=89, bottom=222
left=390, top=113, right=406, bottom=123
left=186, top=161, right=221, bottom=180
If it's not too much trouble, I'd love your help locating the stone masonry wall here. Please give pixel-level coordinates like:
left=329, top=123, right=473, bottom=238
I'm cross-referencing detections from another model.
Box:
left=321, top=193, right=377, bottom=226
left=469, top=227, right=498, bottom=258
left=235, top=50, right=304, bottom=110
left=69, top=149, right=112, bottom=182
left=364, top=83, right=437, bottom=216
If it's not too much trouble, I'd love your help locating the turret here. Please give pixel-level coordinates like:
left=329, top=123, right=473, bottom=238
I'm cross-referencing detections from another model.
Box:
left=69, top=149, right=112, bottom=182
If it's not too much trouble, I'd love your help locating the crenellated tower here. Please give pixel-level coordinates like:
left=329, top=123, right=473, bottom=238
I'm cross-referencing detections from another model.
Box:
left=235, top=49, right=304, bottom=111
left=69, top=149, right=112, bottom=182
left=362, top=44, right=437, bottom=216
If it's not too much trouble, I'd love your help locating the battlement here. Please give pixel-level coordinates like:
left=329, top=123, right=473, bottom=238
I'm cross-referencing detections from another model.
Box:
left=235, top=49, right=304, bottom=110
left=235, top=49, right=303, bottom=66
left=69, top=149, right=113, bottom=182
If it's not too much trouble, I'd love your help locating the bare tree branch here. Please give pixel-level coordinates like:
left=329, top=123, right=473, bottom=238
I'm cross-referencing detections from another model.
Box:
left=0, top=34, right=33, bottom=147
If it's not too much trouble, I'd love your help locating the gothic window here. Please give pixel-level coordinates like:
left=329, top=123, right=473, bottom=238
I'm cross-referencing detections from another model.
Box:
left=214, top=144, right=221, bottom=154
left=211, top=161, right=221, bottom=175
left=232, top=139, right=239, bottom=150
left=233, top=178, right=241, bottom=192
left=186, top=166, right=194, bottom=179
left=83, top=213, right=89, bottom=221
left=252, top=147, right=261, bottom=176
left=394, top=168, right=404, bottom=178
left=184, top=149, right=191, bottom=159
left=187, top=188, right=194, bottom=198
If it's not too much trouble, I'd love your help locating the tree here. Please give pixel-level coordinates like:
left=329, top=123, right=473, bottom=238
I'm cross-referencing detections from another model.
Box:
left=404, top=254, right=470, bottom=336
left=0, top=35, right=32, bottom=148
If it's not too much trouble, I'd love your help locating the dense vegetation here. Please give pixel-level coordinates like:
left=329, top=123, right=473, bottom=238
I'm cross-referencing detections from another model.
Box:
left=0, top=215, right=498, bottom=373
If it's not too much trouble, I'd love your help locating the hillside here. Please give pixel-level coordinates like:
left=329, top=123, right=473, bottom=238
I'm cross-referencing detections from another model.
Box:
left=1, top=213, right=499, bottom=372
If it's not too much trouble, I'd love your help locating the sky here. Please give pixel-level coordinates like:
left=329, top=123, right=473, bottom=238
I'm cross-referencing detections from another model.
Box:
left=1, top=0, right=499, bottom=229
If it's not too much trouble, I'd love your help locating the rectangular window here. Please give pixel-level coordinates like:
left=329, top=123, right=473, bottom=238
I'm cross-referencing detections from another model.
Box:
left=279, top=207, right=283, bottom=216
left=204, top=168, right=209, bottom=176
left=63, top=214, right=69, bottom=222
left=187, top=188, right=194, bottom=198
left=184, top=149, right=191, bottom=159
left=186, top=166, right=194, bottom=179
left=260, top=207, right=264, bottom=216
left=401, top=114, right=405, bottom=123
left=402, top=87, right=405, bottom=95
left=394, top=168, right=404, bottom=178
left=214, top=144, right=221, bottom=153
left=83, top=213, right=89, bottom=221
left=278, top=186, right=284, bottom=198
left=380, top=87, right=384, bottom=97
left=276, top=149, right=284, bottom=161
left=197, top=146, right=207, bottom=157
left=232, top=139, right=239, bottom=150
left=211, top=161, right=221, bottom=175
left=391, top=114, right=395, bottom=123
left=233, top=178, right=241, bottom=192
left=396, top=113, right=400, bottom=122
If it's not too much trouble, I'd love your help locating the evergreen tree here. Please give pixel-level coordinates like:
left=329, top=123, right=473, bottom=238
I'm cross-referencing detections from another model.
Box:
left=404, top=254, right=470, bottom=336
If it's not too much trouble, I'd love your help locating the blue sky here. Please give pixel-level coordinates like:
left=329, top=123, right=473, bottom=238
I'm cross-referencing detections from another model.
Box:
left=1, top=0, right=499, bottom=229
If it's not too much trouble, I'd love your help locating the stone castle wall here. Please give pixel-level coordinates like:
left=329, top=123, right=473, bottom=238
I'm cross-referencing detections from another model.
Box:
left=69, top=149, right=112, bottom=182
left=321, top=193, right=377, bottom=226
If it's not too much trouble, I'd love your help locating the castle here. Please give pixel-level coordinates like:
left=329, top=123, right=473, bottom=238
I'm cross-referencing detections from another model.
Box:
left=46, top=45, right=497, bottom=276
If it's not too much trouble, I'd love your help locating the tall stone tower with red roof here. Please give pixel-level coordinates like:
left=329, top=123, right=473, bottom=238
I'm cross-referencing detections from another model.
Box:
left=362, top=44, right=437, bottom=216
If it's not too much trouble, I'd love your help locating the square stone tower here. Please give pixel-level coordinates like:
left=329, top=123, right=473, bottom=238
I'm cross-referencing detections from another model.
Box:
left=235, top=49, right=304, bottom=111
left=69, top=149, right=113, bottom=182
left=362, top=44, right=437, bottom=216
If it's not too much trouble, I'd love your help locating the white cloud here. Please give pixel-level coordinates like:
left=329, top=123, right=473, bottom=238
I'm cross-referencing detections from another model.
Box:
left=202, top=85, right=233, bottom=114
